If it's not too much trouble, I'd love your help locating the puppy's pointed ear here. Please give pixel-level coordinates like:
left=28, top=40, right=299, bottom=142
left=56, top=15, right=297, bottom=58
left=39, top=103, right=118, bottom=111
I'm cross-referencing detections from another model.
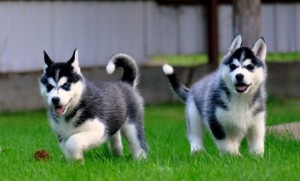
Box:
left=67, top=49, right=81, bottom=74
left=225, top=35, right=242, bottom=57
left=43, top=50, right=53, bottom=72
left=252, top=37, right=267, bottom=61
left=44, top=50, right=53, bottom=66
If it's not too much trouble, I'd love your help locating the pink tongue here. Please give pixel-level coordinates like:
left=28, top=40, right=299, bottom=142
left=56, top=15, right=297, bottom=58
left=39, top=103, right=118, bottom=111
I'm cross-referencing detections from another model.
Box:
left=236, top=85, right=247, bottom=91
left=54, top=106, right=65, bottom=115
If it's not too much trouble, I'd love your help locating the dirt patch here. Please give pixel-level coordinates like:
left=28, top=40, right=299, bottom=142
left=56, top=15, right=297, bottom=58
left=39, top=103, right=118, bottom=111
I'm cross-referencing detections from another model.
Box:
left=268, top=122, right=300, bottom=140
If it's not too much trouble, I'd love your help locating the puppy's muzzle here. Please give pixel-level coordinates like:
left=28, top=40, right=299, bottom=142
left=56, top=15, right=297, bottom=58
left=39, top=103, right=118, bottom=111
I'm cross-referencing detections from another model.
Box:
left=52, top=97, right=60, bottom=106
left=51, top=97, right=68, bottom=116
left=235, top=74, right=251, bottom=93
left=235, top=74, right=244, bottom=82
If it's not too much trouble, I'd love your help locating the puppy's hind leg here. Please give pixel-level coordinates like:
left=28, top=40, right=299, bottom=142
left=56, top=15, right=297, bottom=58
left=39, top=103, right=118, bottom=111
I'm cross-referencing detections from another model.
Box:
left=186, top=100, right=205, bottom=154
left=108, top=130, right=123, bottom=156
left=121, top=120, right=147, bottom=160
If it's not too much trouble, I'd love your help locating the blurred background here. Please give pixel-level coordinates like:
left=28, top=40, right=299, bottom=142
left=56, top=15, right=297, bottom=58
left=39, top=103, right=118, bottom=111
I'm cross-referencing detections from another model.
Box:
left=0, top=0, right=299, bottom=111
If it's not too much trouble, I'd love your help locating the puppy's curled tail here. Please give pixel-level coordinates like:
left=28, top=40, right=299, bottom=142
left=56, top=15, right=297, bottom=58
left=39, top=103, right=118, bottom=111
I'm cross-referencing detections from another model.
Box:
left=162, top=64, right=189, bottom=102
left=106, top=53, right=139, bottom=88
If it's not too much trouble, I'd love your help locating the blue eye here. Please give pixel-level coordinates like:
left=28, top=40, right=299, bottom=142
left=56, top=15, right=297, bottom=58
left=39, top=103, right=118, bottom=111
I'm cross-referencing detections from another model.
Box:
left=46, top=84, right=54, bottom=92
left=246, top=64, right=255, bottom=71
left=62, top=83, right=70, bottom=90
left=229, top=64, right=237, bottom=71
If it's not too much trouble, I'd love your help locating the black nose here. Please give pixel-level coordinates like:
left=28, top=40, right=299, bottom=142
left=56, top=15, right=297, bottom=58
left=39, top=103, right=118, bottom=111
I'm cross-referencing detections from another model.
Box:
left=52, top=97, right=60, bottom=105
left=236, top=74, right=244, bottom=82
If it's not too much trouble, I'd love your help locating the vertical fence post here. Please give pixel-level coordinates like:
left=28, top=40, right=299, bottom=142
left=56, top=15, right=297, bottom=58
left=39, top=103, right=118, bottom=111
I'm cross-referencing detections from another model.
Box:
left=233, top=0, right=261, bottom=47
left=207, top=0, right=219, bottom=67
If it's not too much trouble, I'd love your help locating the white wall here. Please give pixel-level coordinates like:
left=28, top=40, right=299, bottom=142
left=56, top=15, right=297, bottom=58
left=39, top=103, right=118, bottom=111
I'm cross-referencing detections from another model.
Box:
left=0, top=1, right=299, bottom=72
left=0, top=1, right=147, bottom=72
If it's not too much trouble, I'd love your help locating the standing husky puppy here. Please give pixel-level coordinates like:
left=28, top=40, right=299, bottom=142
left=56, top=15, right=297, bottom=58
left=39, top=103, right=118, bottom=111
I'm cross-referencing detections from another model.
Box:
left=39, top=50, right=147, bottom=161
left=163, top=35, right=267, bottom=156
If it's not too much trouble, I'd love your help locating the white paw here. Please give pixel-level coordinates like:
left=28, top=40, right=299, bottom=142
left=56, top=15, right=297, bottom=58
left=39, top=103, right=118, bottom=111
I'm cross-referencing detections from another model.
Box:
left=110, top=146, right=123, bottom=156
left=133, top=150, right=147, bottom=160
left=65, top=137, right=85, bottom=161
left=250, top=148, right=264, bottom=157
left=191, top=146, right=204, bottom=154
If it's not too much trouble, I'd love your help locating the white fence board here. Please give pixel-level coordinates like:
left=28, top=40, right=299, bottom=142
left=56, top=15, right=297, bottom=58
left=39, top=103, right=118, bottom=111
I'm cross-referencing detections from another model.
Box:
left=261, top=5, right=276, bottom=52
left=148, top=5, right=179, bottom=55
left=295, top=4, right=300, bottom=50
left=274, top=4, right=295, bottom=52
left=218, top=5, right=233, bottom=54
left=0, top=1, right=147, bottom=72
left=178, top=6, right=207, bottom=54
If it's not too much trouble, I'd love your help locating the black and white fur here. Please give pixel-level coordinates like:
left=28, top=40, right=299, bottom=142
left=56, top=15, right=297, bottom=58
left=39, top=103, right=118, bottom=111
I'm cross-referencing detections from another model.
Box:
left=163, top=35, right=267, bottom=156
left=39, top=50, right=147, bottom=161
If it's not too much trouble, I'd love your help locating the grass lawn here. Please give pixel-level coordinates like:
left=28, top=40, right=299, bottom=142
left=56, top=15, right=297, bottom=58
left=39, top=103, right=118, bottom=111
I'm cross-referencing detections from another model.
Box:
left=0, top=98, right=299, bottom=180
left=152, top=52, right=300, bottom=65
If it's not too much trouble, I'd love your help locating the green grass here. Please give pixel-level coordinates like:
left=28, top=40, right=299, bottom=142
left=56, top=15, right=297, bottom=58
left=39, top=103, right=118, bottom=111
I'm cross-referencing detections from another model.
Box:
left=152, top=54, right=209, bottom=66
left=267, top=52, right=300, bottom=62
left=0, top=98, right=299, bottom=180
left=152, top=52, right=300, bottom=65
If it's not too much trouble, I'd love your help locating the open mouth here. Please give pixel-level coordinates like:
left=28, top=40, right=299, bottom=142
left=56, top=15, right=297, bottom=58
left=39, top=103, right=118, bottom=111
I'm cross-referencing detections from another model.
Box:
left=235, top=83, right=251, bottom=93
left=52, top=99, right=71, bottom=116
left=53, top=105, right=67, bottom=116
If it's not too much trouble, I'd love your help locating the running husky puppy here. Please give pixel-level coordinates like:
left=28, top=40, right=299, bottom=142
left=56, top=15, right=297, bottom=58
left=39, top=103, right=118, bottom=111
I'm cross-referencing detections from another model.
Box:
left=39, top=50, right=147, bottom=161
left=163, top=35, right=267, bottom=156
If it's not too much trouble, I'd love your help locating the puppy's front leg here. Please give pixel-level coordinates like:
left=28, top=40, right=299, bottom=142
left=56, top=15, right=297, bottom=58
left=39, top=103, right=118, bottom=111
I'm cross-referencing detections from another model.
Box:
left=216, top=138, right=241, bottom=156
left=65, top=131, right=106, bottom=161
left=56, top=134, right=72, bottom=160
left=247, top=117, right=265, bottom=156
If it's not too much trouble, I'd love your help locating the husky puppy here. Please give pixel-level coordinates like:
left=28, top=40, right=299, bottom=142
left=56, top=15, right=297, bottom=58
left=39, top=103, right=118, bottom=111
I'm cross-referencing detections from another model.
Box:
left=163, top=35, right=267, bottom=156
left=39, top=50, right=147, bottom=161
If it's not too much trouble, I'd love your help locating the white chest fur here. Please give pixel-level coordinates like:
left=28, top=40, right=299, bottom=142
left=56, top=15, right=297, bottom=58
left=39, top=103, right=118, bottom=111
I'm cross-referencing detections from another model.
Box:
left=215, top=95, right=259, bottom=135
left=49, top=113, right=106, bottom=141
